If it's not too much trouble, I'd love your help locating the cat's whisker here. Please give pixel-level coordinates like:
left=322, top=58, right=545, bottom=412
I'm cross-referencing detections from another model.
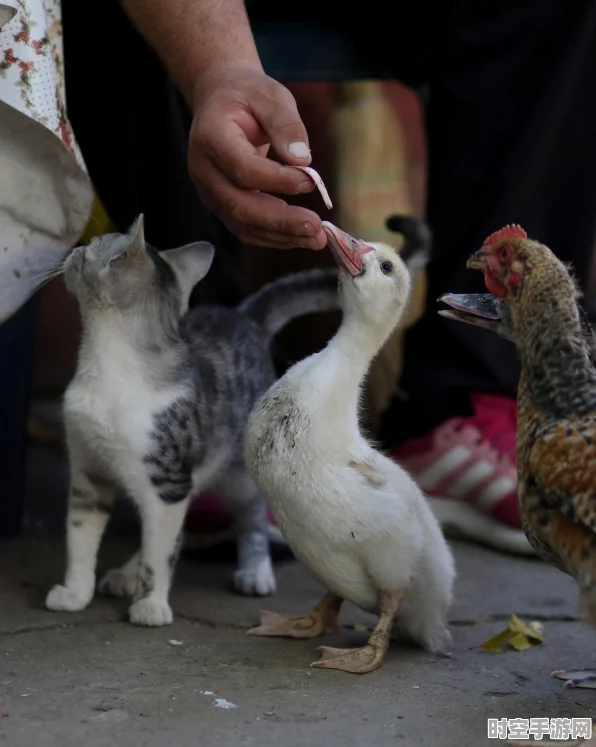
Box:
left=86, top=214, right=103, bottom=233
left=0, top=269, right=66, bottom=315
left=18, top=262, right=61, bottom=273
left=34, top=271, right=65, bottom=294
left=14, top=266, right=65, bottom=287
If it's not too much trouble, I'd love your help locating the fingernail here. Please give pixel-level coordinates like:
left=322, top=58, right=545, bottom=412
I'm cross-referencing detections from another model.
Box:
left=296, top=223, right=316, bottom=237
left=297, top=222, right=316, bottom=237
left=288, top=141, right=310, bottom=159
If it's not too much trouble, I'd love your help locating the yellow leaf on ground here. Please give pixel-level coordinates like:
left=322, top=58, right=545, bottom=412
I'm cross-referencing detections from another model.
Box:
left=474, top=614, right=544, bottom=653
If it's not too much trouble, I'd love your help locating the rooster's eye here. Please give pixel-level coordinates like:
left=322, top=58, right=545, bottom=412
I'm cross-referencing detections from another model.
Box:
left=380, top=261, right=393, bottom=275
left=501, top=246, right=510, bottom=260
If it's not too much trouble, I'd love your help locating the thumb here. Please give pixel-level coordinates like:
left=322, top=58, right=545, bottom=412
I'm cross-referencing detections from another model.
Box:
left=252, top=81, right=312, bottom=166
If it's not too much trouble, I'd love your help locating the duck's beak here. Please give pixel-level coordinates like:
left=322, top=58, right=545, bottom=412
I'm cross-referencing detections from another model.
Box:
left=322, top=221, right=373, bottom=277
left=466, top=248, right=487, bottom=271
left=438, top=292, right=502, bottom=332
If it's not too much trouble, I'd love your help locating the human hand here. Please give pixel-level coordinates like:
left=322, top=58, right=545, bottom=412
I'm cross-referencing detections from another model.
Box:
left=188, top=66, right=328, bottom=250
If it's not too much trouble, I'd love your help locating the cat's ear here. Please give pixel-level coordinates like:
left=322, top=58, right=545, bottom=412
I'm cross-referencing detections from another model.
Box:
left=127, top=214, right=146, bottom=258
left=161, top=241, right=215, bottom=305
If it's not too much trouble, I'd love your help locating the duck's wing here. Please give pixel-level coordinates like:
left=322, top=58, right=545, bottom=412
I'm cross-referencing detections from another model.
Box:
left=348, top=459, right=387, bottom=488
left=339, top=457, right=421, bottom=542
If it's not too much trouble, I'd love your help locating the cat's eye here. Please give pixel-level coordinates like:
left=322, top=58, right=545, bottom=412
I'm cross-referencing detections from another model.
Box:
left=380, top=260, right=393, bottom=275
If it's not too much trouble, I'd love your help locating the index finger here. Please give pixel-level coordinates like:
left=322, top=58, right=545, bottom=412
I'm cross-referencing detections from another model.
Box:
left=204, top=119, right=316, bottom=196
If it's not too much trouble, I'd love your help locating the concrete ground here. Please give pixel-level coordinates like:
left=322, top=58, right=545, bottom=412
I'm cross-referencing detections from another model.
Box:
left=1, top=442, right=595, bottom=746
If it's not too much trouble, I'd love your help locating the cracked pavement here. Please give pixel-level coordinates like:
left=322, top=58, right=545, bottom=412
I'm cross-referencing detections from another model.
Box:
left=1, top=535, right=595, bottom=747
left=0, top=442, right=592, bottom=746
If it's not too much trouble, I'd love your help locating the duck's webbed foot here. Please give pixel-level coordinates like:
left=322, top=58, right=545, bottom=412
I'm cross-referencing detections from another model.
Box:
left=246, top=592, right=342, bottom=639
left=552, top=669, right=596, bottom=689
left=311, top=643, right=384, bottom=674
left=311, top=589, right=403, bottom=675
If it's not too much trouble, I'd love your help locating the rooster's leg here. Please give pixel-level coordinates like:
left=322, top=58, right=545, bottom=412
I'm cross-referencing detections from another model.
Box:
left=310, top=590, right=403, bottom=674
left=552, top=669, right=596, bottom=688
left=246, top=592, right=342, bottom=638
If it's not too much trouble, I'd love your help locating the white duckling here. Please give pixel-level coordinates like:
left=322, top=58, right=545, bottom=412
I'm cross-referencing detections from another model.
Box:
left=244, top=222, right=455, bottom=674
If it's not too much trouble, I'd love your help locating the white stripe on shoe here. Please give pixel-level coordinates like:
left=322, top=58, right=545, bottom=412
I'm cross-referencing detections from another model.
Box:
left=416, top=446, right=471, bottom=490
left=475, top=474, right=517, bottom=512
left=412, top=445, right=516, bottom=513
left=447, top=460, right=495, bottom=497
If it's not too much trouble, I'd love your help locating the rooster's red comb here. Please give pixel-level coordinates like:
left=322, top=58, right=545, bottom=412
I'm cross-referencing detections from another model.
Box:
left=482, top=224, right=528, bottom=247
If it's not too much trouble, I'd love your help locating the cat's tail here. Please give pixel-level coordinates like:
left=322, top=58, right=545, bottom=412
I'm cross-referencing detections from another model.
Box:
left=385, top=214, right=432, bottom=279
left=238, top=268, right=340, bottom=341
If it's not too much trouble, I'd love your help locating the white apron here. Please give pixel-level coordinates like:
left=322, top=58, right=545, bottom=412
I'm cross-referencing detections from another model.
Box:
left=0, top=0, right=92, bottom=323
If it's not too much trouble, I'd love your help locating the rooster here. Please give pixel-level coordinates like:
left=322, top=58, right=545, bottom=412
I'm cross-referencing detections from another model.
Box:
left=439, top=224, right=596, bottom=689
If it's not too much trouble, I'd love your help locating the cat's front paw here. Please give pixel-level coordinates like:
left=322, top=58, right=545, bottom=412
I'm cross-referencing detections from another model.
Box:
left=234, top=556, right=276, bottom=596
left=98, top=568, right=137, bottom=598
left=46, top=583, right=93, bottom=612
left=129, top=598, right=173, bottom=626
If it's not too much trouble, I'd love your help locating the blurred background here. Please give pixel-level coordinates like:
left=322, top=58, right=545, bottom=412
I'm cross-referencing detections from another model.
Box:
left=22, top=78, right=426, bottom=539
left=32, top=80, right=426, bottom=396
left=5, top=6, right=596, bottom=543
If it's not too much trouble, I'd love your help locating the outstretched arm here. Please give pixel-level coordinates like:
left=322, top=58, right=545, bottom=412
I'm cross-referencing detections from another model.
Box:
left=122, top=0, right=261, bottom=105
left=121, top=0, right=327, bottom=251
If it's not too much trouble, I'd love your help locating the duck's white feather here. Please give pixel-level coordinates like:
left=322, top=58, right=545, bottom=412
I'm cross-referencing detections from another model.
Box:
left=245, top=242, right=455, bottom=652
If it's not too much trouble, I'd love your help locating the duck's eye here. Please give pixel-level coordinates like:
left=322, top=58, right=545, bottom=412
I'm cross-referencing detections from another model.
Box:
left=380, top=260, right=393, bottom=275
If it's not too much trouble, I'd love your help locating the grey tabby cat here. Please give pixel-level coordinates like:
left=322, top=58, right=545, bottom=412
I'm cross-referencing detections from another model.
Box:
left=45, top=216, right=338, bottom=626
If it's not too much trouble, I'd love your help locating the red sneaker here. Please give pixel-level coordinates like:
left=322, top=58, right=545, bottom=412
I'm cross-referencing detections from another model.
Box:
left=183, top=492, right=285, bottom=551
left=392, top=393, right=534, bottom=555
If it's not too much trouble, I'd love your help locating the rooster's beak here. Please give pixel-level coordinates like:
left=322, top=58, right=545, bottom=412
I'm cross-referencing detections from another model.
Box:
left=322, top=221, right=373, bottom=277
left=438, top=292, right=502, bottom=332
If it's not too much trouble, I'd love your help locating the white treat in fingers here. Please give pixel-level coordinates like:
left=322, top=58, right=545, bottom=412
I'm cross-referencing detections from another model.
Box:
left=295, top=166, right=333, bottom=209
